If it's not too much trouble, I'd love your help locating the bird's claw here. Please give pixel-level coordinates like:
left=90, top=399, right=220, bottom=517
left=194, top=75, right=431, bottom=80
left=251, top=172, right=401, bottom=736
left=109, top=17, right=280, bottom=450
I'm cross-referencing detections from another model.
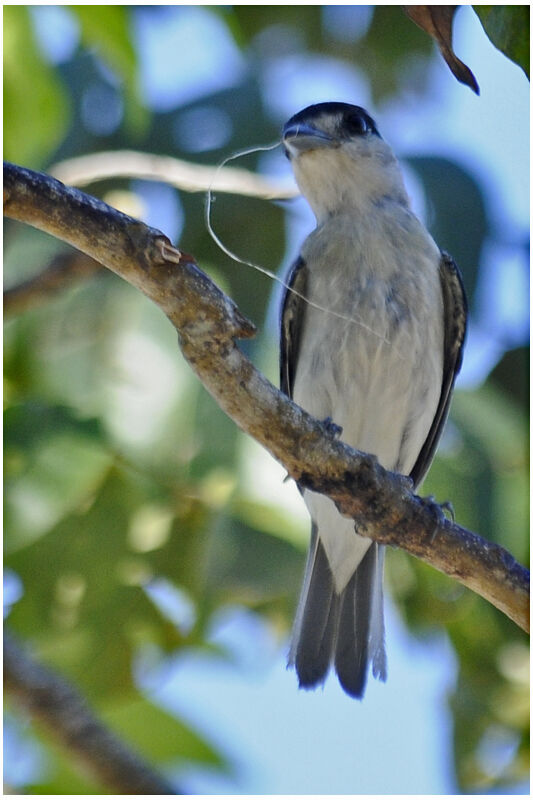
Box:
left=419, top=494, right=454, bottom=542
left=322, top=416, right=343, bottom=438
left=439, top=499, right=455, bottom=522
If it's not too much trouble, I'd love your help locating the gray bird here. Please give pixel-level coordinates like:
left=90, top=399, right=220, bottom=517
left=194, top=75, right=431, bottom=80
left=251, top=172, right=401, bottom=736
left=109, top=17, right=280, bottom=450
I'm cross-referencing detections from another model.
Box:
left=280, top=102, right=467, bottom=698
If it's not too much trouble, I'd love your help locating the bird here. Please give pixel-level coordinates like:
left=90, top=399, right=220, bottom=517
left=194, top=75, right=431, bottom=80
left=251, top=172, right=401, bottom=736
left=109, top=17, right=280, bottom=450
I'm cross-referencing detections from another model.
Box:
left=279, top=102, right=467, bottom=699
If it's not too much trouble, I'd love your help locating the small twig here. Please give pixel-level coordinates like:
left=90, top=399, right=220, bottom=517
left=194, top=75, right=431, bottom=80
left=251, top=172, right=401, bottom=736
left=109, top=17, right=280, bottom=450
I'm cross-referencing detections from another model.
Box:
left=4, top=251, right=102, bottom=316
left=3, top=161, right=529, bottom=633
left=3, top=632, right=176, bottom=795
left=51, top=149, right=298, bottom=200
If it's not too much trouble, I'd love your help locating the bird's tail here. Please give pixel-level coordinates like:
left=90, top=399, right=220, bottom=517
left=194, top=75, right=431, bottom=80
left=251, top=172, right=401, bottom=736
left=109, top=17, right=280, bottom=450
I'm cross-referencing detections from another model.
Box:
left=289, top=526, right=387, bottom=699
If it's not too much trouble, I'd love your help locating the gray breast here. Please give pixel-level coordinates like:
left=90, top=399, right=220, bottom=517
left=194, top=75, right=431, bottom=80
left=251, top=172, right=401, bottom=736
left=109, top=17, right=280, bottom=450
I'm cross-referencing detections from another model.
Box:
left=293, top=211, right=444, bottom=475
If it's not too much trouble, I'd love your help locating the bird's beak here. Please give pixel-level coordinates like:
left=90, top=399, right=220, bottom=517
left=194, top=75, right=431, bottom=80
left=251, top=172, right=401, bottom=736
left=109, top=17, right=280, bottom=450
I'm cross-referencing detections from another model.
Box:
left=283, top=123, right=338, bottom=156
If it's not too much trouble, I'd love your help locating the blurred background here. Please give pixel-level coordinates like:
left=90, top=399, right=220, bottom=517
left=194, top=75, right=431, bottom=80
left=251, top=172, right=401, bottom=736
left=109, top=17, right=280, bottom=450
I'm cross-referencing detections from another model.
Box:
left=3, top=5, right=529, bottom=794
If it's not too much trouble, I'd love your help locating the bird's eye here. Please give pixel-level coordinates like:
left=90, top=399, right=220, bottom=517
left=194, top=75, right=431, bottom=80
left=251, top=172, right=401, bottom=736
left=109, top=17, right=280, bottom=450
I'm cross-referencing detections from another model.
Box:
left=344, top=113, right=369, bottom=137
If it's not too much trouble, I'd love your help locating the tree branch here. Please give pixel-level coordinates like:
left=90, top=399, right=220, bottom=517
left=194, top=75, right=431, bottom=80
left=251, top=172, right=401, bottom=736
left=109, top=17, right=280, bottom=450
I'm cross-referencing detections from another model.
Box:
left=3, top=161, right=529, bottom=633
left=3, top=632, right=176, bottom=794
left=50, top=149, right=297, bottom=199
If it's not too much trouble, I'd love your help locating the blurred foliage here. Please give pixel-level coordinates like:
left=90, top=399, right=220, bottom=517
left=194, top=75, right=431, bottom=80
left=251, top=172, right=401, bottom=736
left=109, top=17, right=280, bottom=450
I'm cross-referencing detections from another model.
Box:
left=3, top=6, right=70, bottom=166
left=474, top=5, right=530, bottom=78
left=3, top=4, right=529, bottom=795
left=407, top=157, right=485, bottom=303
left=223, top=5, right=436, bottom=100
left=8, top=694, right=226, bottom=795
left=390, top=383, right=529, bottom=789
left=70, top=4, right=148, bottom=134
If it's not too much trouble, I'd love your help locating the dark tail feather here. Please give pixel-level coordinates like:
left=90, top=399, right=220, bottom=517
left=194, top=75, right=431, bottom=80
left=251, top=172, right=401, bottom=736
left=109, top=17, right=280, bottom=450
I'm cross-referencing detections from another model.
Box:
left=334, top=543, right=384, bottom=698
left=290, top=537, right=386, bottom=698
left=289, top=528, right=339, bottom=688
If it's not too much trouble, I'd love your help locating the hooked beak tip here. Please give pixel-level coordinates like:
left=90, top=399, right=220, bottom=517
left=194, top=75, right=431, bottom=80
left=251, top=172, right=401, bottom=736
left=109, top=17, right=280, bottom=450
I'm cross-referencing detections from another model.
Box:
left=282, top=122, right=337, bottom=156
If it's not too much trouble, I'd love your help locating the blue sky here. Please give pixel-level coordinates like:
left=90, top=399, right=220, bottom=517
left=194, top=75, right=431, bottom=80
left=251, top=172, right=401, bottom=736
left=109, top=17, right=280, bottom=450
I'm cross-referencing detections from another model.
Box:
left=141, top=601, right=457, bottom=793
left=20, top=5, right=530, bottom=794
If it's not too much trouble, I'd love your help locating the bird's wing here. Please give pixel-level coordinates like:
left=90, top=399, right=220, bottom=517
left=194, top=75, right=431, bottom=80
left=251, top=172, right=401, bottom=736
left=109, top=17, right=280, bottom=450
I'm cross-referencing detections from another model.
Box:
left=409, top=252, right=468, bottom=489
left=280, top=255, right=309, bottom=399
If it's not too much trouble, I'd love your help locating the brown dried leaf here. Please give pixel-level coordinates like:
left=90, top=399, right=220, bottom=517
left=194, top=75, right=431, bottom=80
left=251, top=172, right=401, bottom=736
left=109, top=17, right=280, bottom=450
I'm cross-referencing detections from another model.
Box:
left=404, top=5, right=480, bottom=94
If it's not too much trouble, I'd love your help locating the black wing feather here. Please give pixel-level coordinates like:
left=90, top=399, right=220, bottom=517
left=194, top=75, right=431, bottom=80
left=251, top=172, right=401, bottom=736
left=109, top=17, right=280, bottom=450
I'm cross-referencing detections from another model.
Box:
left=280, top=255, right=308, bottom=399
left=294, top=529, right=339, bottom=688
left=410, top=252, right=468, bottom=488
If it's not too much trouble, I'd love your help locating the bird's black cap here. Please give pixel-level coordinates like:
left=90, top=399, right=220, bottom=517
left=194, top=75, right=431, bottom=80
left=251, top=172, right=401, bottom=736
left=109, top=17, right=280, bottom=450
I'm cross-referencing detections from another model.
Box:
left=283, top=102, right=381, bottom=140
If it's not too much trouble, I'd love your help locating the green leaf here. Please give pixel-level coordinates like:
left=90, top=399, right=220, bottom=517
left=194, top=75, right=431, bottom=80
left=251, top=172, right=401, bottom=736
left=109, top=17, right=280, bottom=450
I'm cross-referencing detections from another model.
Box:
left=3, top=6, right=70, bottom=166
left=355, top=6, right=435, bottom=100
left=101, top=695, right=226, bottom=767
left=6, top=467, right=175, bottom=698
left=407, top=156, right=487, bottom=304
left=228, top=6, right=324, bottom=50
left=4, top=402, right=104, bottom=451
left=71, top=5, right=136, bottom=82
left=204, top=510, right=303, bottom=615
left=489, top=345, right=529, bottom=412
left=231, top=497, right=305, bottom=548
left=474, top=6, right=530, bottom=78
left=4, top=412, right=113, bottom=550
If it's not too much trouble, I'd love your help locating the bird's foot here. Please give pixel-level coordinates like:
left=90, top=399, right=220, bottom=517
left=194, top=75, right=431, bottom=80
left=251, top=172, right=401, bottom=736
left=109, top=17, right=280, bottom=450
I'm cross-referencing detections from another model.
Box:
left=419, top=495, right=454, bottom=542
left=322, top=416, right=343, bottom=438
left=439, top=499, right=455, bottom=522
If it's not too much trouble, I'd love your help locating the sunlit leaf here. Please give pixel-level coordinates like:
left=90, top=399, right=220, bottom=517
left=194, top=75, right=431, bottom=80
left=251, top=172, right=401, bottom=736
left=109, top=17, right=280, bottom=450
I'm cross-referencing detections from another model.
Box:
left=3, top=6, right=70, bottom=166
